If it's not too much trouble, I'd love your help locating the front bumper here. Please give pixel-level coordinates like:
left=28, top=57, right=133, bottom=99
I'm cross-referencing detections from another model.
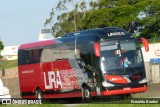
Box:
left=101, top=85, right=147, bottom=96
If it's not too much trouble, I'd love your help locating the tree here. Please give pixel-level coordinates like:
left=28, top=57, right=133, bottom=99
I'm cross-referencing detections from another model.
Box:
left=137, top=0, right=160, bottom=38
left=83, top=0, right=160, bottom=38
left=44, top=0, right=90, bottom=37
left=83, top=2, right=141, bottom=32
left=0, top=41, right=4, bottom=51
left=45, top=0, right=160, bottom=38
left=0, top=40, right=4, bottom=58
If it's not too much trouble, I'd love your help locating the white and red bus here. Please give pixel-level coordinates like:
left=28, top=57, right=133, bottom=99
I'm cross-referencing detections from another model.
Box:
left=18, top=27, right=149, bottom=100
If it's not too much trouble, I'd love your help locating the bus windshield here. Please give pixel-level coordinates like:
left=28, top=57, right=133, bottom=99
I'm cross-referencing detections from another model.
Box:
left=100, top=39, right=143, bottom=73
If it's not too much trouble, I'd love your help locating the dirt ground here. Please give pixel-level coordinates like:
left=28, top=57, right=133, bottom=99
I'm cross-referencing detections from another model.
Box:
left=132, top=83, right=160, bottom=98
left=0, top=67, right=160, bottom=98
left=0, top=67, right=20, bottom=98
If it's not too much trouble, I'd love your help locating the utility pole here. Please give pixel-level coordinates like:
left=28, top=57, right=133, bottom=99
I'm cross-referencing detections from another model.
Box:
left=73, top=0, right=84, bottom=32
left=74, top=6, right=77, bottom=32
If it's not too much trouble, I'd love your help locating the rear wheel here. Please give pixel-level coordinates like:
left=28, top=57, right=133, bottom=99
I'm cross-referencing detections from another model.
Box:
left=35, top=89, right=42, bottom=100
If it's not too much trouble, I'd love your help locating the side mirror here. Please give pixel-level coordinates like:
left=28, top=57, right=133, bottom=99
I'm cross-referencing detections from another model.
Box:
left=94, top=42, right=100, bottom=57
left=141, top=38, right=149, bottom=52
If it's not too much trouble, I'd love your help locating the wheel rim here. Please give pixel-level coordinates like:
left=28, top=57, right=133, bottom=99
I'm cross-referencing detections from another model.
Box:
left=36, top=90, right=42, bottom=99
left=38, top=92, right=42, bottom=99
left=84, top=89, right=90, bottom=98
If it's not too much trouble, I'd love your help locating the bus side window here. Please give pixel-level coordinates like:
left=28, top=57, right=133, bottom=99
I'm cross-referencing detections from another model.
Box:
left=41, top=47, right=53, bottom=62
left=61, top=43, right=75, bottom=60
left=33, top=49, right=42, bottom=63
left=76, top=42, right=91, bottom=65
left=24, top=50, right=30, bottom=64
left=52, top=45, right=61, bottom=61
left=19, top=50, right=30, bottom=65
left=30, top=49, right=42, bottom=64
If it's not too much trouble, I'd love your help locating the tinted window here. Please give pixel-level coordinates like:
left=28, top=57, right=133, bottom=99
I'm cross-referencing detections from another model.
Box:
left=18, top=48, right=42, bottom=65
left=76, top=42, right=90, bottom=65
left=40, top=43, right=75, bottom=62
left=120, top=39, right=143, bottom=67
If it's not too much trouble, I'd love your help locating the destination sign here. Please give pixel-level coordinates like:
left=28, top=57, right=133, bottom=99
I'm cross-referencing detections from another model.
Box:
left=107, top=32, right=125, bottom=36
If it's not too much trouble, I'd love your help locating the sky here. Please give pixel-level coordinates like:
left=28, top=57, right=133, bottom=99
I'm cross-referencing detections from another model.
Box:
left=0, top=0, right=59, bottom=46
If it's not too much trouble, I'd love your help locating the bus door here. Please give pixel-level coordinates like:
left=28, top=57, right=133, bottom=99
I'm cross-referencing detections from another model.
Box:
left=90, top=42, right=102, bottom=96
left=76, top=36, right=98, bottom=94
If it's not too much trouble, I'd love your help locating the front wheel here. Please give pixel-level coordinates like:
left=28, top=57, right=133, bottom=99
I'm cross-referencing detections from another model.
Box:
left=82, top=87, right=91, bottom=102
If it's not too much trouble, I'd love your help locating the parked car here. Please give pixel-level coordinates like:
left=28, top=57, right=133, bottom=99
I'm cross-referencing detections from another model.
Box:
left=0, top=78, right=11, bottom=102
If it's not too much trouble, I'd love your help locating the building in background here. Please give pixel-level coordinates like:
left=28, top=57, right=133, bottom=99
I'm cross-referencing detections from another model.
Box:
left=0, top=29, right=53, bottom=60
left=38, top=33, right=50, bottom=41
left=0, top=46, right=19, bottom=60
left=39, top=29, right=54, bottom=41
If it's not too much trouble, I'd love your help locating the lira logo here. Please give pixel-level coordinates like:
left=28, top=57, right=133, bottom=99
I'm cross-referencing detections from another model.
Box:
left=44, top=71, right=62, bottom=89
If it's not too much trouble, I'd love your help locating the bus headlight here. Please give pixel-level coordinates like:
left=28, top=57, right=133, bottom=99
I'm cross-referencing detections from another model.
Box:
left=139, top=78, right=147, bottom=83
left=102, top=81, right=115, bottom=87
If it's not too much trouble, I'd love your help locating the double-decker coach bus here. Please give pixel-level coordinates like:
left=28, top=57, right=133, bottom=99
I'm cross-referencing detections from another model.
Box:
left=18, top=27, right=149, bottom=100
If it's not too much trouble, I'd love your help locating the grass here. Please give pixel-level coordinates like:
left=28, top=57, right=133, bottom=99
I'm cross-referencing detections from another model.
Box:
left=0, top=59, right=17, bottom=70
left=0, top=97, right=159, bottom=107
left=0, top=98, right=159, bottom=107
left=0, top=104, right=65, bottom=107
left=148, top=37, right=160, bottom=44
left=76, top=104, right=160, bottom=107
left=0, top=104, right=159, bottom=107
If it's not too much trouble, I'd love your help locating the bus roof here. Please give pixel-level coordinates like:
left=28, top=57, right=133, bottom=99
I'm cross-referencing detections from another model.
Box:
left=61, top=27, right=127, bottom=38
left=19, top=39, right=62, bottom=50
left=19, top=27, right=132, bottom=50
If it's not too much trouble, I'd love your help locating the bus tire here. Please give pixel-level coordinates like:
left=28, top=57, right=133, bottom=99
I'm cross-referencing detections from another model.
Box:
left=82, top=86, right=90, bottom=102
left=36, top=89, right=42, bottom=100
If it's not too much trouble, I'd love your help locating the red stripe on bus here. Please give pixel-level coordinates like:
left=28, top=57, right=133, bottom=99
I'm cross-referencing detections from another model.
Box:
left=23, top=92, right=98, bottom=99
left=101, top=85, right=147, bottom=96
left=90, top=92, right=98, bottom=96
left=19, top=40, right=56, bottom=49
left=43, top=92, right=82, bottom=98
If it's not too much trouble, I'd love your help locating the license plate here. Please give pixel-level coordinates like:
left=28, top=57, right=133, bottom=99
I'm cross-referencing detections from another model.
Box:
left=123, top=87, right=131, bottom=90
